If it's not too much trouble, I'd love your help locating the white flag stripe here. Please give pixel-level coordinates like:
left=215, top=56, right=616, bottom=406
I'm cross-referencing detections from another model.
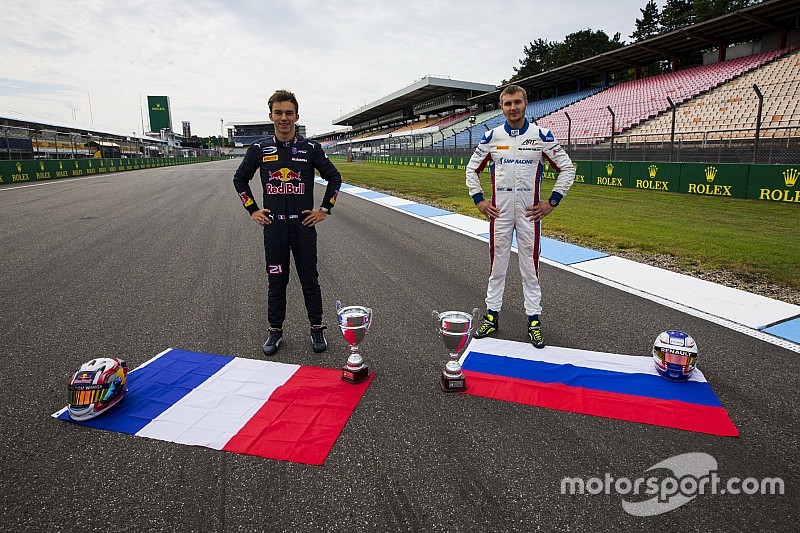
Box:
left=135, top=358, right=301, bottom=448
left=461, top=337, right=707, bottom=383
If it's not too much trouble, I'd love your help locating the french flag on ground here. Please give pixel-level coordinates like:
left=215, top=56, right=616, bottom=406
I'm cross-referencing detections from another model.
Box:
left=53, top=348, right=373, bottom=465
left=460, top=338, right=738, bottom=437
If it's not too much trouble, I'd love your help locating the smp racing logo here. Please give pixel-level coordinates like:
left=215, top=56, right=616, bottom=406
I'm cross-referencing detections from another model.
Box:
left=266, top=168, right=304, bottom=195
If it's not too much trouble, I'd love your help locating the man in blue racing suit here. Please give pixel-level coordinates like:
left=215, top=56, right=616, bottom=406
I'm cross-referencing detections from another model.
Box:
left=466, top=84, right=575, bottom=348
left=233, top=89, right=341, bottom=356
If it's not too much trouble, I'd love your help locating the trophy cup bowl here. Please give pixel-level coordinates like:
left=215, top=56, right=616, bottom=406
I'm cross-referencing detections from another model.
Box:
left=337, top=300, right=372, bottom=384
left=433, top=308, right=481, bottom=392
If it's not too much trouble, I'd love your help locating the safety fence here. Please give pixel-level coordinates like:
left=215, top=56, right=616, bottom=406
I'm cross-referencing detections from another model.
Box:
left=0, top=156, right=219, bottom=184
left=365, top=155, right=800, bottom=204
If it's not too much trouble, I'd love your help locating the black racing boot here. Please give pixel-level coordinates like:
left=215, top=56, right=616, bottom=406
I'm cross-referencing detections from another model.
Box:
left=310, top=325, right=328, bottom=353
left=528, top=319, right=545, bottom=349
left=474, top=311, right=499, bottom=339
left=262, top=327, right=283, bottom=356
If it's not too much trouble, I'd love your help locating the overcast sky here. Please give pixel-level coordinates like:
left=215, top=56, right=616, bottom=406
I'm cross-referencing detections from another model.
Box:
left=2, top=0, right=646, bottom=137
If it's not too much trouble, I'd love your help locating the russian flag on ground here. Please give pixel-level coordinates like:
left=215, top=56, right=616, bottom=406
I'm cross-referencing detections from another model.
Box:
left=53, top=348, right=373, bottom=465
left=460, top=338, right=738, bottom=437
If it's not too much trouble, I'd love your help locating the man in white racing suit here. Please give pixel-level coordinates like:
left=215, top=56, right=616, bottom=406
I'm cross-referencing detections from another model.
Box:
left=466, top=84, right=576, bottom=348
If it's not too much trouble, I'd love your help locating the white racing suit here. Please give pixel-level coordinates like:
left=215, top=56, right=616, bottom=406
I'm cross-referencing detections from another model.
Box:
left=466, top=119, right=575, bottom=316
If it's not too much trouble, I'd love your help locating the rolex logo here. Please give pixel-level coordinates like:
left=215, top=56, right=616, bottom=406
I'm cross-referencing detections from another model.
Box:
left=783, top=168, right=798, bottom=187
left=58, top=161, right=63, bottom=170
left=39, top=162, right=45, bottom=171
left=545, top=160, right=551, bottom=171
left=88, top=160, right=93, bottom=168
left=648, top=165, right=658, bottom=178
left=16, top=162, right=22, bottom=172
left=74, top=161, right=79, bottom=168
left=606, top=163, right=614, bottom=176
left=705, top=166, right=718, bottom=182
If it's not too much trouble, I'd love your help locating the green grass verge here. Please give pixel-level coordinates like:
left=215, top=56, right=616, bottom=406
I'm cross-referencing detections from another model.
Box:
left=337, top=162, right=800, bottom=290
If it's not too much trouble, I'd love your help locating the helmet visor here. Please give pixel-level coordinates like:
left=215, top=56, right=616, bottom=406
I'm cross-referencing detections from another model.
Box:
left=68, top=385, right=107, bottom=407
left=657, top=348, right=696, bottom=367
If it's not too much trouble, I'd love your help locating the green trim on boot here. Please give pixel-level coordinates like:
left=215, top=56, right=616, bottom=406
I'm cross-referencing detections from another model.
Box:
left=528, top=320, right=545, bottom=349
left=474, top=314, right=499, bottom=339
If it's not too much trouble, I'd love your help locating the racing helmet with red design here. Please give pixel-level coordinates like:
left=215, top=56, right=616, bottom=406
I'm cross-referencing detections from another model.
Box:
left=67, top=358, right=128, bottom=421
left=652, top=330, right=698, bottom=382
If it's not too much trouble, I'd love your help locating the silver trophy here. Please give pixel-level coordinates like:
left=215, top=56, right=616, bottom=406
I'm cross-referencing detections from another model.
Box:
left=336, top=300, right=372, bottom=384
left=433, top=308, right=481, bottom=392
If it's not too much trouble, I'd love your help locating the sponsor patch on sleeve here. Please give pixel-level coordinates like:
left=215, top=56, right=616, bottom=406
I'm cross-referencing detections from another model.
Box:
left=238, top=192, right=254, bottom=207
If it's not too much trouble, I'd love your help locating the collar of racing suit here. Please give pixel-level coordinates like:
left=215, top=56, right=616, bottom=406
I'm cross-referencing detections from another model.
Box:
left=504, top=119, right=529, bottom=137
left=273, top=135, right=298, bottom=147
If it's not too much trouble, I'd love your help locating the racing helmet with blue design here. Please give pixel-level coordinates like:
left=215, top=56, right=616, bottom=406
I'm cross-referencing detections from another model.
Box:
left=652, top=330, right=698, bottom=382
left=68, top=358, right=128, bottom=421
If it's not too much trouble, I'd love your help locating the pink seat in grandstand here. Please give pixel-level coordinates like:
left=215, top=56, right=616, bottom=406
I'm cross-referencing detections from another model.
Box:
left=538, top=49, right=785, bottom=143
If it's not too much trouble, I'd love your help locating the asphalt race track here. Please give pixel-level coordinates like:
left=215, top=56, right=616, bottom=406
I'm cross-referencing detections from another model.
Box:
left=1, top=159, right=797, bottom=531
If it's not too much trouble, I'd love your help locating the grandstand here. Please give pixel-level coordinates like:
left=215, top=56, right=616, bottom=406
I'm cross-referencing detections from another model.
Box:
left=618, top=48, right=800, bottom=143
left=0, top=109, right=168, bottom=160
left=537, top=48, right=785, bottom=144
left=312, top=0, right=799, bottom=164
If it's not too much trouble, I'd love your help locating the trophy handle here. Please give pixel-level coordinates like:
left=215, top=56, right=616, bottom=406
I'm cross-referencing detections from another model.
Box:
left=432, top=310, right=441, bottom=333
left=335, top=300, right=342, bottom=314
left=366, top=307, right=373, bottom=328
left=471, top=308, right=482, bottom=334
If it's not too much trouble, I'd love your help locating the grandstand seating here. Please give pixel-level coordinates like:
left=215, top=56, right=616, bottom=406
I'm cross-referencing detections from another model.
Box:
left=431, top=87, right=601, bottom=149
left=317, top=48, right=800, bottom=156
left=232, top=135, right=262, bottom=146
left=618, top=48, right=800, bottom=142
left=391, top=116, right=441, bottom=134
left=431, top=110, right=474, bottom=129
left=537, top=48, right=785, bottom=144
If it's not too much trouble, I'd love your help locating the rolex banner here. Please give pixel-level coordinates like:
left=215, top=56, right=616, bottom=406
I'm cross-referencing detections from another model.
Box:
left=589, top=160, right=631, bottom=188
left=360, top=157, right=796, bottom=204
left=679, top=162, right=748, bottom=199
left=746, top=164, right=800, bottom=203
left=147, top=95, right=172, bottom=134
left=629, top=161, right=681, bottom=194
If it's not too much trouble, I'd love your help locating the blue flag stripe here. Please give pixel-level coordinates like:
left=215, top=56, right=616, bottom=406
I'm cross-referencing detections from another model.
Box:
left=57, top=349, right=234, bottom=432
left=462, top=351, right=721, bottom=407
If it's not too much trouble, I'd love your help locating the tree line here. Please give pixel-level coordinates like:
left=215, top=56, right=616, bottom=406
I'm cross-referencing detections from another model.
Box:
left=506, top=0, right=760, bottom=84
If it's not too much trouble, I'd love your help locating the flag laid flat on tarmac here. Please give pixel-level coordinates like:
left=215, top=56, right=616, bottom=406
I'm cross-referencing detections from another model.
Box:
left=53, top=348, right=373, bottom=465
left=460, top=338, right=738, bottom=437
